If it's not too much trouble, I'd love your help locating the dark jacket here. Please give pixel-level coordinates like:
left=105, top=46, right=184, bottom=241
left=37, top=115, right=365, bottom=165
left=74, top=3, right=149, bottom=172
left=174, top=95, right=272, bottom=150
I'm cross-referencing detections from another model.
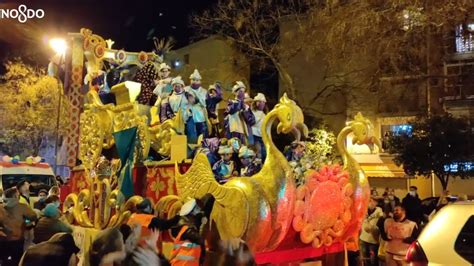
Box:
left=0, top=202, right=37, bottom=241
left=402, top=194, right=423, bottom=224
left=34, top=216, right=72, bottom=244
left=33, top=200, right=47, bottom=211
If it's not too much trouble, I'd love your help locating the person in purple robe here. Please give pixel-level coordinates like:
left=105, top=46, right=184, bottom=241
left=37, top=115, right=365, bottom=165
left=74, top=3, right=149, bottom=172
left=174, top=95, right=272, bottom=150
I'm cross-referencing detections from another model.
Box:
left=199, top=137, right=221, bottom=166
left=223, top=81, right=255, bottom=144
left=238, top=146, right=262, bottom=177
left=212, top=145, right=235, bottom=183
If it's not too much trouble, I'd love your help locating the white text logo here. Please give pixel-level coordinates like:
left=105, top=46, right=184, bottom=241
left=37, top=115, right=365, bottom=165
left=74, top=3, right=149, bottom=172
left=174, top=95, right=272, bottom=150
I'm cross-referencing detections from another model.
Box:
left=0, top=5, right=45, bottom=23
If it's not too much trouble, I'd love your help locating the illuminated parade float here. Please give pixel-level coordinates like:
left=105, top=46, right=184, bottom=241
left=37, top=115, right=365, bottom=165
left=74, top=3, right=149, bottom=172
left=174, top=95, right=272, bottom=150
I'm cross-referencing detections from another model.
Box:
left=61, top=29, right=381, bottom=265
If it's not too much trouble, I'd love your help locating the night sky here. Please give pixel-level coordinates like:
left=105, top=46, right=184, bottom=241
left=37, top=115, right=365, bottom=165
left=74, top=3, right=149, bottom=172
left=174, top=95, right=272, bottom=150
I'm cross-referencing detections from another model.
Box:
left=0, top=0, right=217, bottom=65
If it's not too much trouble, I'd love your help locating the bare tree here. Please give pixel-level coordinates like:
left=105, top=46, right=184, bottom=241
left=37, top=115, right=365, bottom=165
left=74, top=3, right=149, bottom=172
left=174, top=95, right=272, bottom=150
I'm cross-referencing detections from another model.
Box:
left=192, top=0, right=324, bottom=99
left=312, top=0, right=474, bottom=90
left=193, top=0, right=474, bottom=117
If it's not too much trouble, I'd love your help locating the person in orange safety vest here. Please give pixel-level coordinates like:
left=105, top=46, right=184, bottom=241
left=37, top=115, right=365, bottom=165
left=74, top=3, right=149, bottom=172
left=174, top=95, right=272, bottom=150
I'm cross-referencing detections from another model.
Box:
left=127, top=198, right=160, bottom=250
left=149, top=198, right=207, bottom=266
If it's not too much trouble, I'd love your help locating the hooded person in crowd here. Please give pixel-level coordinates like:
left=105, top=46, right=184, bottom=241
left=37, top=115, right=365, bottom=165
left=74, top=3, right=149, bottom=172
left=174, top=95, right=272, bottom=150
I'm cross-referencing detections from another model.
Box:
left=19, top=233, right=80, bottom=266
left=34, top=203, right=72, bottom=244
left=0, top=187, right=37, bottom=265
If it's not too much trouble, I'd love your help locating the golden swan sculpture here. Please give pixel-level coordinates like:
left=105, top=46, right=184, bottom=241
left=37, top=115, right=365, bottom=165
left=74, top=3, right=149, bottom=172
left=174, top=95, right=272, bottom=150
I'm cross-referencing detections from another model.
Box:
left=336, top=112, right=382, bottom=241
left=157, top=93, right=308, bottom=253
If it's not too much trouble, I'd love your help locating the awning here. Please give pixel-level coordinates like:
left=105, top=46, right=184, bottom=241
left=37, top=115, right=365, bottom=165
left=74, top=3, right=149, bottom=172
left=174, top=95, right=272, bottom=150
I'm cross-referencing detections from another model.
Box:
left=352, top=154, right=410, bottom=178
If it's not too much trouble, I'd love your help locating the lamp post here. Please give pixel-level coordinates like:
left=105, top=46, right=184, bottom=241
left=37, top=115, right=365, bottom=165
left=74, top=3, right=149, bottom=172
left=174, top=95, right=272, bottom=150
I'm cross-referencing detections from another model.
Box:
left=49, top=38, right=67, bottom=175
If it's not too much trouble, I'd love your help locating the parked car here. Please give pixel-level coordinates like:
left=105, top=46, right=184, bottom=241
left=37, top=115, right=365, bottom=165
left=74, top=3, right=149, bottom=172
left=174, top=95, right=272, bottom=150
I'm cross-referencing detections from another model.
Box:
left=421, top=197, right=439, bottom=216
left=406, top=201, right=474, bottom=265
left=0, top=161, right=57, bottom=207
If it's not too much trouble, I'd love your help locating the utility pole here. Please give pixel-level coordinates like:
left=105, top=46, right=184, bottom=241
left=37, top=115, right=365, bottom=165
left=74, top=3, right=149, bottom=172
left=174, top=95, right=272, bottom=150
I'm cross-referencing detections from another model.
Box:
left=54, top=74, right=63, bottom=175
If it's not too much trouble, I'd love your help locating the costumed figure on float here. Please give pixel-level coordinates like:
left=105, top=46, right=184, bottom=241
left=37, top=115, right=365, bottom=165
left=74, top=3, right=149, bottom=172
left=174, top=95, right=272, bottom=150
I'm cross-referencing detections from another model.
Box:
left=60, top=28, right=383, bottom=265
left=184, top=69, right=210, bottom=140
left=251, top=93, right=267, bottom=162
left=223, top=81, right=255, bottom=145
left=206, top=83, right=223, bottom=137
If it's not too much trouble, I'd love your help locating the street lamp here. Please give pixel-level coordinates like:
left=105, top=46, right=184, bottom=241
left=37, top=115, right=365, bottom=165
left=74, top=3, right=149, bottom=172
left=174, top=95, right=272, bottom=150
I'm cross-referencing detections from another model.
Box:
left=49, top=38, right=67, bottom=56
left=49, top=38, right=67, bottom=177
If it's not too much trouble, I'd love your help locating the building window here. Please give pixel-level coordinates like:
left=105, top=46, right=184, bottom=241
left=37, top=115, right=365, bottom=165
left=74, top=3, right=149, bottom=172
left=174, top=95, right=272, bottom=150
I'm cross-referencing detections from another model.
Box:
left=381, top=124, right=413, bottom=150
left=455, top=23, right=474, bottom=53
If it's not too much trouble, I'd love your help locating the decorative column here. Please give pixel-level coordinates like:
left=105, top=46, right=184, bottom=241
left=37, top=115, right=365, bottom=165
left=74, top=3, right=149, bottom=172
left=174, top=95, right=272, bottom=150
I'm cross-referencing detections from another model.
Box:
left=66, top=33, right=84, bottom=167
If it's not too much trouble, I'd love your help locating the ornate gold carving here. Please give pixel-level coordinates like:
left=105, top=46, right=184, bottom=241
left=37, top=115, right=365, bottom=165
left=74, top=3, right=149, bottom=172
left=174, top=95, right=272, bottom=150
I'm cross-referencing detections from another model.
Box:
left=63, top=158, right=143, bottom=229
left=336, top=112, right=382, bottom=241
left=156, top=94, right=309, bottom=253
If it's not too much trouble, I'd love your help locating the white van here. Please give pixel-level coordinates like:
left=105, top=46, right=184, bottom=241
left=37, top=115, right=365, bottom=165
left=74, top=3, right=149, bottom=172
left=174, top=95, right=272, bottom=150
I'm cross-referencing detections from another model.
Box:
left=0, top=162, right=58, bottom=205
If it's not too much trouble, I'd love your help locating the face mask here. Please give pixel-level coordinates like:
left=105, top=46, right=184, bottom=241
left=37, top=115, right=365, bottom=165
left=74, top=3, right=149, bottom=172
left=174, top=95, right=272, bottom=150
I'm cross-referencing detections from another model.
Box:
left=54, top=201, right=60, bottom=208
left=384, top=199, right=390, bottom=204
left=409, top=191, right=416, bottom=196
left=39, top=197, right=46, bottom=202
left=388, top=195, right=394, bottom=200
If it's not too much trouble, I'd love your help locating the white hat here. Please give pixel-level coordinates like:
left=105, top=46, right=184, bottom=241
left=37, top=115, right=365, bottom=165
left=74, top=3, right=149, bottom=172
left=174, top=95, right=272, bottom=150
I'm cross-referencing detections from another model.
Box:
left=238, top=146, right=255, bottom=158
left=185, top=89, right=197, bottom=99
left=179, top=198, right=197, bottom=216
left=218, top=145, right=234, bottom=155
left=254, top=93, right=267, bottom=103
left=171, top=76, right=185, bottom=86
left=232, top=81, right=246, bottom=93
left=159, top=63, right=171, bottom=71
left=209, top=84, right=216, bottom=91
left=189, top=69, right=202, bottom=80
